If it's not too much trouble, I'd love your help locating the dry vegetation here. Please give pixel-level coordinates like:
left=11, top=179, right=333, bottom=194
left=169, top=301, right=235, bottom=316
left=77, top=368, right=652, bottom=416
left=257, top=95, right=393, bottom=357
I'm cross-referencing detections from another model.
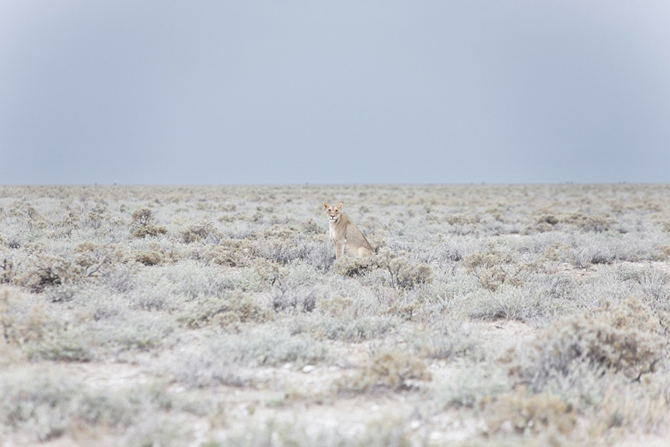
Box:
left=1, top=183, right=670, bottom=446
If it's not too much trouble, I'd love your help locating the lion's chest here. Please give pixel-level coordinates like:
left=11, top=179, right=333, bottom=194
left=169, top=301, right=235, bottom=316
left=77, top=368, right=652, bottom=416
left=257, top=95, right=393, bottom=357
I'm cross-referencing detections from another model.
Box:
left=329, top=222, right=341, bottom=243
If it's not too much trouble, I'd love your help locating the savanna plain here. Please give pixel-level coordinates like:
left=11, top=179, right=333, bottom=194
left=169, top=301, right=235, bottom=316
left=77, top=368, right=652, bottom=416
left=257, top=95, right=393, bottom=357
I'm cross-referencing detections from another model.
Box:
left=2, top=184, right=670, bottom=447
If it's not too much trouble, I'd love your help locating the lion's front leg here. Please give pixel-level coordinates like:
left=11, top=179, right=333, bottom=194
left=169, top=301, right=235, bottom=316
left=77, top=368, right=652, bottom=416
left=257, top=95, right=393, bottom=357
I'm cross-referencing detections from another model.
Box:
left=335, top=241, right=345, bottom=258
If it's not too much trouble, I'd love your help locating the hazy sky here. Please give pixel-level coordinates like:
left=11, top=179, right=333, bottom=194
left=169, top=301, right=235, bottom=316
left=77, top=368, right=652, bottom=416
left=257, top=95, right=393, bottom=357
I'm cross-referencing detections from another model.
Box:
left=1, top=1, right=669, bottom=184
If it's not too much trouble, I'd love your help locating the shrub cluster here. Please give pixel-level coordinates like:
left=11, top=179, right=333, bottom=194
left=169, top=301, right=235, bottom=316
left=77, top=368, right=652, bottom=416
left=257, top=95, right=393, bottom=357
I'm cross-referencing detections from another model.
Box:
left=18, top=243, right=129, bottom=292
left=515, top=297, right=668, bottom=391
left=334, top=247, right=432, bottom=290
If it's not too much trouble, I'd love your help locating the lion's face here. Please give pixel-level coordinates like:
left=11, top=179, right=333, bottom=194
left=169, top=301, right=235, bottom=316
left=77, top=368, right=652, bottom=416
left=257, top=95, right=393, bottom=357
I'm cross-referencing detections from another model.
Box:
left=323, top=202, right=343, bottom=222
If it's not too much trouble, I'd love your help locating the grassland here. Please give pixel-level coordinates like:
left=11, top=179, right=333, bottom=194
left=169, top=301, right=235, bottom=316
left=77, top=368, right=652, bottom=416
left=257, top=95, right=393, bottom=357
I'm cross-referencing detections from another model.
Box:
left=1, top=183, right=670, bottom=446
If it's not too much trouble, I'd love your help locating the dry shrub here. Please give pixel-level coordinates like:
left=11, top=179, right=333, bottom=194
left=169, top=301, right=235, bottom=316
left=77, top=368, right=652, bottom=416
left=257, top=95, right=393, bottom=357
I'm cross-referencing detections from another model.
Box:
left=166, top=350, right=250, bottom=388
left=659, top=245, right=670, bottom=260
left=317, top=295, right=353, bottom=316
left=304, top=242, right=335, bottom=272
left=515, top=297, right=668, bottom=391
left=358, top=416, right=414, bottom=447
left=254, top=239, right=309, bottom=265
left=435, top=368, right=509, bottom=411
left=134, top=243, right=179, bottom=267
left=469, top=287, right=548, bottom=324
left=413, top=323, right=482, bottom=360
left=0, top=289, right=92, bottom=362
left=563, top=212, right=613, bottom=232
left=8, top=201, right=45, bottom=230
left=181, top=222, right=220, bottom=244
left=446, top=214, right=477, bottom=225
left=271, top=286, right=316, bottom=314
left=334, top=248, right=432, bottom=290
left=228, top=330, right=328, bottom=367
left=134, top=248, right=164, bottom=266
left=463, top=245, right=535, bottom=292
left=305, top=316, right=397, bottom=342
left=301, top=219, right=321, bottom=235
left=333, top=256, right=376, bottom=277
left=131, top=208, right=155, bottom=226
left=204, top=239, right=255, bottom=267
left=1, top=258, right=14, bottom=284
left=73, top=242, right=128, bottom=276
left=377, top=249, right=432, bottom=290
left=253, top=260, right=287, bottom=287
left=593, top=375, right=670, bottom=436
left=540, top=243, right=573, bottom=264
left=486, top=387, right=576, bottom=436
left=86, top=203, right=109, bottom=229
left=0, top=372, right=186, bottom=444
left=384, top=301, right=419, bottom=322
left=18, top=243, right=130, bottom=292
left=532, top=215, right=559, bottom=234
left=339, top=350, right=432, bottom=393
left=131, top=208, right=167, bottom=239
left=538, top=215, right=559, bottom=226
left=533, top=222, right=554, bottom=233
left=132, top=225, right=168, bottom=239
left=178, top=292, right=273, bottom=330
left=19, top=255, right=81, bottom=293
left=252, top=225, right=300, bottom=241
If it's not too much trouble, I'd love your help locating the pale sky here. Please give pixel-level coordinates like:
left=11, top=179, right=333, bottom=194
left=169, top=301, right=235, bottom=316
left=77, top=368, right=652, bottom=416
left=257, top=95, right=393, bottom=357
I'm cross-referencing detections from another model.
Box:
left=1, top=1, right=669, bottom=184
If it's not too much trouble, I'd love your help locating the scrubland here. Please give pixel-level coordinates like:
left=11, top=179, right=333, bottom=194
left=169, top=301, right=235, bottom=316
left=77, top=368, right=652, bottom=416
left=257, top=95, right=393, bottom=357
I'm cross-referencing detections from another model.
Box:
left=1, top=183, right=670, bottom=446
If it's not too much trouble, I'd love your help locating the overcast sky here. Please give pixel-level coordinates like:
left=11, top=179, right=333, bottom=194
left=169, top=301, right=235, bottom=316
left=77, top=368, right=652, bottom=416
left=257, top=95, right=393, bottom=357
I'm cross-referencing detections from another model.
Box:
left=1, top=1, right=669, bottom=185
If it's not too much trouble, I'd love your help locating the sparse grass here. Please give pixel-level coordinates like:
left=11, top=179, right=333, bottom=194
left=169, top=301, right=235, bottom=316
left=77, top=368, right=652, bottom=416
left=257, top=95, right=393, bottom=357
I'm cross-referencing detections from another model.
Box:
left=0, top=183, right=669, bottom=445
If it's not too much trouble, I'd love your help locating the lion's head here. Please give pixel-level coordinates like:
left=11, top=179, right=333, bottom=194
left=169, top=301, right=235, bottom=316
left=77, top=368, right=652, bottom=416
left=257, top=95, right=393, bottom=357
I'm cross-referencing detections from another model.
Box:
left=323, top=202, right=343, bottom=222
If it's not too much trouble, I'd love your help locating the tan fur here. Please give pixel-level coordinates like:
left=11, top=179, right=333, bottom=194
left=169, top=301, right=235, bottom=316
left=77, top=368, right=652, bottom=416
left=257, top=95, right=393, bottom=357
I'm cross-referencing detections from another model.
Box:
left=323, top=202, right=372, bottom=259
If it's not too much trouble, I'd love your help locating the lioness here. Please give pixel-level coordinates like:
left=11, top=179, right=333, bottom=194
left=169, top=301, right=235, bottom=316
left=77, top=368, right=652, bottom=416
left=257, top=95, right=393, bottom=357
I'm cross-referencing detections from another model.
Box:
left=323, top=202, right=372, bottom=258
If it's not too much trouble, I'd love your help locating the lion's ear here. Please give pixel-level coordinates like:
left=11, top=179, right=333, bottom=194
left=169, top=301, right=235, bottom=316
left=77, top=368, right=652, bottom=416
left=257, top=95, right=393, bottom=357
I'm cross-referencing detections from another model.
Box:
left=337, top=203, right=343, bottom=210
left=323, top=203, right=329, bottom=209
